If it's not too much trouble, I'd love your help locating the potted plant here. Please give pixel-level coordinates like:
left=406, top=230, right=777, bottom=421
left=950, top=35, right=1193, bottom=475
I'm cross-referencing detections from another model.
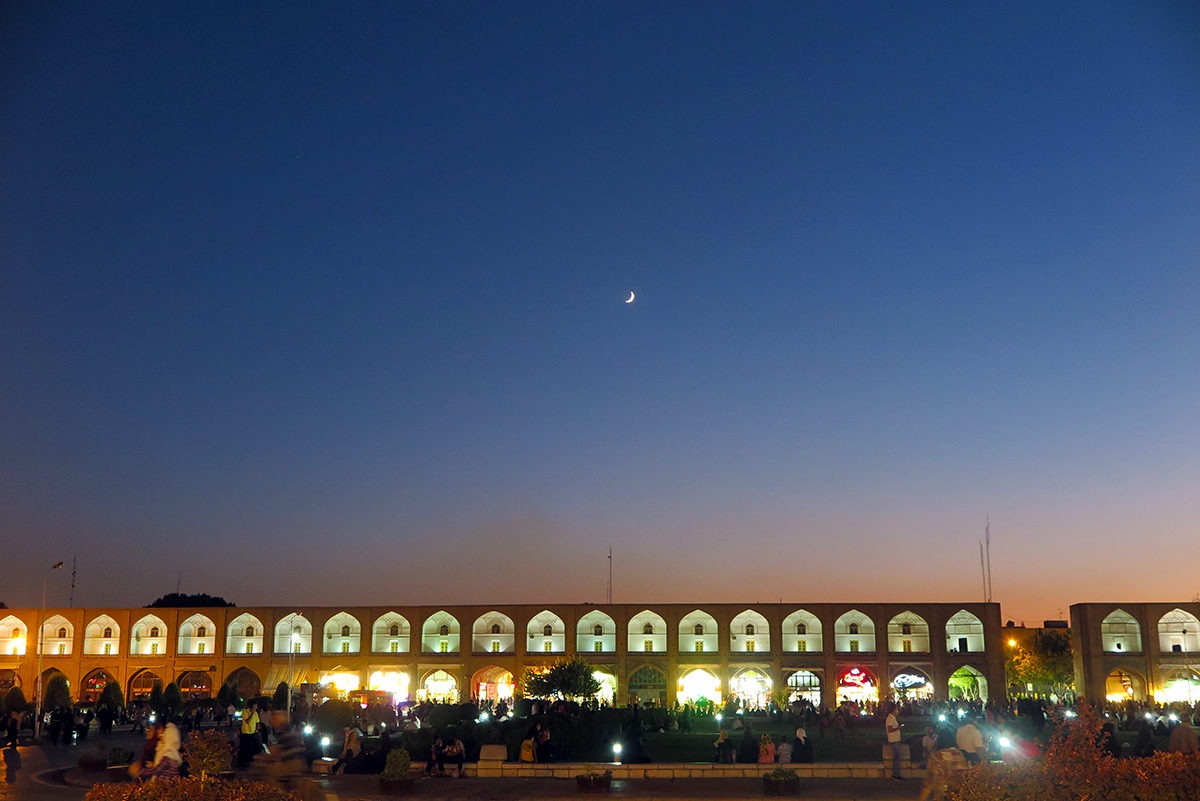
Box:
left=762, top=768, right=800, bottom=796
left=379, top=748, right=415, bottom=795
left=575, top=768, right=613, bottom=793
left=188, top=729, right=234, bottom=778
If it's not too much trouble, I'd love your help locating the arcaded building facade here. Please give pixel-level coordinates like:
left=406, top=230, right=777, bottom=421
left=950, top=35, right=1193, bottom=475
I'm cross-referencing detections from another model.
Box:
left=1071, top=602, right=1200, bottom=704
left=0, top=602, right=1003, bottom=709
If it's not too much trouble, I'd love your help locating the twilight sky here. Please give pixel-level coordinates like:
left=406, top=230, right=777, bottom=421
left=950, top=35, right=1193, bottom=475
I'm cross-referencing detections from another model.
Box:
left=2, top=2, right=1198, bottom=627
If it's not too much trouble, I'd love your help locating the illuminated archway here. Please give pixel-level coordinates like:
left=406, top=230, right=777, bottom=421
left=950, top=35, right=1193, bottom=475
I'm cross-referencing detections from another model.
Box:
left=836, top=666, right=878, bottom=705
left=1100, top=609, right=1142, bottom=654
left=0, top=615, right=27, bottom=656
left=368, top=670, right=411, bottom=703
left=946, top=610, right=984, bottom=653
left=224, top=666, right=261, bottom=701
left=786, top=670, right=821, bottom=704
left=226, top=613, right=264, bottom=655
left=730, top=610, right=770, bottom=654
left=0, top=670, right=18, bottom=691
left=782, top=609, right=821, bottom=653
left=420, top=669, right=459, bottom=703
left=80, top=669, right=116, bottom=703
left=948, top=665, right=988, bottom=701
left=130, top=615, right=168, bottom=656
left=1158, top=609, right=1200, bottom=654
left=592, top=670, right=617, bottom=705
left=730, top=668, right=771, bottom=709
left=1104, top=668, right=1145, bottom=702
left=627, top=665, right=666, bottom=705
left=890, top=666, right=933, bottom=700
left=84, top=615, right=121, bottom=656
left=178, top=670, right=212, bottom=699
left=1155, top=668, right=1200, bottom=704
left=833, top=610, right=876, bottom=652
left=129, top=669, right=162, bottom=701
left=472, top=665, right=515, bottom=703
left=677, top=668, right=722, bottom=706
left=627, top=611, right=667, bottom=653
left=178, top=613, right=216, bottom=655
left=577, top=610, right=617, bottom=654
left=678, top=610, right=719, bottom=654
left=472, top=612, right=515, bottom=654
left=319, top=667, right=361, bottom=694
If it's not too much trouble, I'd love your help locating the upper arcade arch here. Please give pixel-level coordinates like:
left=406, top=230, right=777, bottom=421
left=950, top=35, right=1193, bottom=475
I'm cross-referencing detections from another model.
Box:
left=1101, top=609, right=1142, bottom=654
left=679, top=609, right=719, bottom=654
left=322, top=611, right=362, bottom=654
left=0, top=615, right=27, bottom=655
left=421, top=611, right=460, bottom=654
left=42, top=615, right=73, bottom=655
left=577, top=610, right=616, bottom=654
left=226, top=612, right=264, bottom=655
left=526, top=610, right=566, bottom=654
left=1158, top=609, right=1200, bottom=654
left=730, top=609, right=770, bottom=653
left=887, top=611, right=930, bottom=653
left=782, top=609, right=822, bottom=653
left=178, top=613, right=216, bottom=655
left=130, top=614, right=168, bottom=656
left=945, top=610, right=984, bottom=653
left=472, top=611, right=515, bottom=654
left=274, top=613, right=312, bottom=654
left=833, top=609, right=875, bottom=652
left=628, top=610, right=667, bottom=653
left=84, top=615, right=120, bottom=656
left=372, top=612, right=411, bottom=653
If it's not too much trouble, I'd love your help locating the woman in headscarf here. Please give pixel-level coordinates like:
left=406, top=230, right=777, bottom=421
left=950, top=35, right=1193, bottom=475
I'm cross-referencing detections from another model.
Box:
left=140, top=721, right=183, bottom=781
left=792, top=727, right=813, bottom=763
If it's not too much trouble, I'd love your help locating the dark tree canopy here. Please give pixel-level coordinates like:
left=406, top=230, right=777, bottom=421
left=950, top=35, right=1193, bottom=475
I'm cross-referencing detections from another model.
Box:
left=522, top=657, right=602, bottom=700
left=146, top=593, right=235, bottom=608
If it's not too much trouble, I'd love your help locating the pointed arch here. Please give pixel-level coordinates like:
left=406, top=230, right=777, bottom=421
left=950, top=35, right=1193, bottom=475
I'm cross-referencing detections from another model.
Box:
left=178, top=613, right=217, bottom=655
left=0, top=615, right=28, bottom=655
left=372, top=612, right=411, bottom=653
left=79, top=668, right=117, bottom=703
left=322, top=611, right=362, bottom=654
left=472, top=611, right=515, bottom=654
left=577, top=610, right=616, bottom=654
left=887, top=611, right=930, bottom=653
left=730, top=609, right=770, bottom=653
left=129, top=668, right=163, bottom=701
left=628, top=610, right=667, bottom=653
left=1101, top=608, right=1142, bottom=654
left=224, top=666, right=261, bottom=701
left=526, top=610, right=566, bottom=654
left=273, top=612, right=312, bottom=654
left=945, top=609, right=985, bottom=653
left=1157, top=608, right=1200, bottom=654
left=782, top=609, right=822, bottom=653
left=130, top=614, right=168, bottom=656
left=471, top=665, right=516, bottom=702
left=226, top=612, right=264, bottom=655
left=678, top=609, right=718, bottom=654
left=41, top=614, right=73, bottom=655
left=833, top=609, right=876, bottom=652
left=421, top=611, right=460, bottom=654
left=84, top=615, right=121, bottom=656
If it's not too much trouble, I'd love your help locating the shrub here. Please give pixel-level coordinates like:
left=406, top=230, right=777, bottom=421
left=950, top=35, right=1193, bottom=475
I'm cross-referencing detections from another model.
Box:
left=187, top=729, right=233, bottom=775
left=313, top=700, right=352, bottom=734
left=83, top=776, right=300, bottom=801
left=107, top=748, right=135, bottom=767
left=381, top=748, right=411, bottom=780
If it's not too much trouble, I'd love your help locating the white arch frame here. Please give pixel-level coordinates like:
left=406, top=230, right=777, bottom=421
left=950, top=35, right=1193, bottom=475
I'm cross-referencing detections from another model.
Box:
left=525, top=610, right=566, bottom=655
left=782, top=609, right=822, bottom=653
left=1101, top=608, right=1142, bottom=654
left=730, top=609, right=770, bottom=653
left=1158, top=609, right=1200, bottom=654
left=628, top=610, right=667, bottom=653
left=421, top=611, right=460, bottom=654
left=833, top=609, right=876, bottom=652
left=41, top=614, right=74, bottom=656
left=226, top=613, right=264, bottom=655
left=0, top=615, right=28, bottom=656
left=577, top=610, right=617, bottom=654
left=678, top=609, right=719, bottom=654
left=322, top=611, right=362, bottom=655
left=273, top=612, right=312, bottom=654
left=371, top=612, right=411, bottom=654
left=887, top=611, right=930, bottom=653
left=130, top=614, right=168, bottom=656
left=472, top=611, right=515, bottom=654
left=178, top=613, right=217, bottom=655
left=945, top=609, right=984, bottom=653
left=84, top=615, right=121, bottom=656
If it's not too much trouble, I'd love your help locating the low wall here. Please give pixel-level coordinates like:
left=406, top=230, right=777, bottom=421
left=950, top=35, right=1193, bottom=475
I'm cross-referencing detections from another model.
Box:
left=423, top=759, right=918, bottom=780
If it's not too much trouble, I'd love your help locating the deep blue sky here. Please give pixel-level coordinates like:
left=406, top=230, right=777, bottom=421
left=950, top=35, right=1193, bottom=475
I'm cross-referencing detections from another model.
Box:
left=3, top=2, right=1198, bottom=625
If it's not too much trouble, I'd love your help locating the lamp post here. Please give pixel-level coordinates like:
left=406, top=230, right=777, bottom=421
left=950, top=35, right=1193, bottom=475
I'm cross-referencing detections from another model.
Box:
left=286, top=613, right=303, bottom=721
left=34, top=560, right=64, bottom=741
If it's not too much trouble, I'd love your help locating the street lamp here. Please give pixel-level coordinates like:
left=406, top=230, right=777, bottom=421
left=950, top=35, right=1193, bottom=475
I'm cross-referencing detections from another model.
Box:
left=286, top=613, right=304, bottom=720
left=34, top=560, right=64, bottom=741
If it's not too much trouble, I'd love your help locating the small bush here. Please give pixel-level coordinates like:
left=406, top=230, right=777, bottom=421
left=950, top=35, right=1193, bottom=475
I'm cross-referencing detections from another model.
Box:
left=83, top=776, right=300, bottom=801
left=107, top=748, right=135, bottom=767
left=381, top=748, right=411, bottom=779
left=187, top=729, right=233, bottom=775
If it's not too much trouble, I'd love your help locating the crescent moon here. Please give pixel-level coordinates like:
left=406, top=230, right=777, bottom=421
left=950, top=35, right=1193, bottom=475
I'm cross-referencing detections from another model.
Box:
left=625, top=291, right=636, bottom=304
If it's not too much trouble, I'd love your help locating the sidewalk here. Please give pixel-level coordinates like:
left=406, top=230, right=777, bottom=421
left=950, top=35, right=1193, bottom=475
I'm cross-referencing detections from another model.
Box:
left=312, top=774, right=923, bottom=801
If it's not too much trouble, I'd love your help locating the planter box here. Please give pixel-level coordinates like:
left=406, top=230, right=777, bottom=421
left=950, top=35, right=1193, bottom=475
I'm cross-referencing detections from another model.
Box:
left=105, top=765, right=132, bottom=783
left=763, top=776, right=800, bottom=795
left=576, top=774, right=612, bottom=793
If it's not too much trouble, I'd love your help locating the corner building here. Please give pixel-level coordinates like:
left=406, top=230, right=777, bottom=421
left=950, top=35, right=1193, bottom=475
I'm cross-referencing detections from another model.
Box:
left=1071, top=602, right=1200, bottom=704
left=0, top=602, right=1003, bottom=708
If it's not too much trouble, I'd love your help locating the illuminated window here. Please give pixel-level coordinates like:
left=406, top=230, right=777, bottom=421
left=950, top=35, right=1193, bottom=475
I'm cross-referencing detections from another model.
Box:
left=104, top=643, right=112, bottom=655
left=491, top=641, right=500, bottom=653
left=198, top=642, right=206, bottom=654
left=13, top=630, right=20, bottom=639
left=57, top=627, right=66, bottom=638
left=746, top=640, right=756, bottom=652
left=103, top=627, right=113, bottom=638
left=796, top=623, right=807, bottom=635
left=439, top=641, right=448, bottom=653
left=544, top=641, right=552, bottom=652
left=643, top=623, right=654, bottom=635
left=902, top=640, right=912, bottom=653
left=439, top=625, right=449, bottom=636
left=849, top=640, right=859, bottom=652
left=694, top=624, right=704, bottom=635
left=745, top=624, right=755, bottom=636
left=594, top=641, right=603, bottom=652
left=491, top=624, right=501, bottom=634
left=341, top=641, right=350, bottom=653
left=901, top=623, right=912, bottom=635
left=797, top=640, right=807, bottom=652
left=151, top=643, right=159, bottom=655
left=198, top=626, right=207, bottom=638
left=593, top=624, right=603, bottom=637
left=246, top=643, right=253, bottom=654
left=58, top=644, right=66, bottom=654
left=293, top=642, right=301, bottom=654
left=848, top=623, right=859, bottom=635
left=390, top=641, right=399, bottom=653
left=151, top=627, right=160, bottom=637
left=543, top=625, right=553, bottom=637
left=341, top=625, right=350, bottom=637
left=695, top=641, right=704, bottom=652
left=644, top=640, right=653, bottom=652
left=245, top=626, right=255, bottom=637
left=389, top=624, right=399, bottom=637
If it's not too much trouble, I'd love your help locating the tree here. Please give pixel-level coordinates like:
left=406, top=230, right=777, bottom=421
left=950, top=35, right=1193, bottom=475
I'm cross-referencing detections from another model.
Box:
left=149, top=681, right=165, bottom=716
left=98, top=681, right=124, bottom=710
left=44, top=673, right=72, bottom=711
left=216, top=681, right=237, bottom=709
left=273, top=682, right=289, bottom=709
left=5, top=686, right=27, bottom=713
left=146, top=593, right=235, bottom=608
left=163, top=683, right=184, bottom=718
left=521, top=658, right=601, bottom=700
left=1005, top=629, right=1074, bottom=696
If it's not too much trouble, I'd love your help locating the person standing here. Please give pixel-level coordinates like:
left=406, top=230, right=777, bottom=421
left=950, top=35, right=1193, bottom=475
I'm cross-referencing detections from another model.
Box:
left=884, top=701, right=903, bottom=780
left=238, top=702, right=261, bottom=768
